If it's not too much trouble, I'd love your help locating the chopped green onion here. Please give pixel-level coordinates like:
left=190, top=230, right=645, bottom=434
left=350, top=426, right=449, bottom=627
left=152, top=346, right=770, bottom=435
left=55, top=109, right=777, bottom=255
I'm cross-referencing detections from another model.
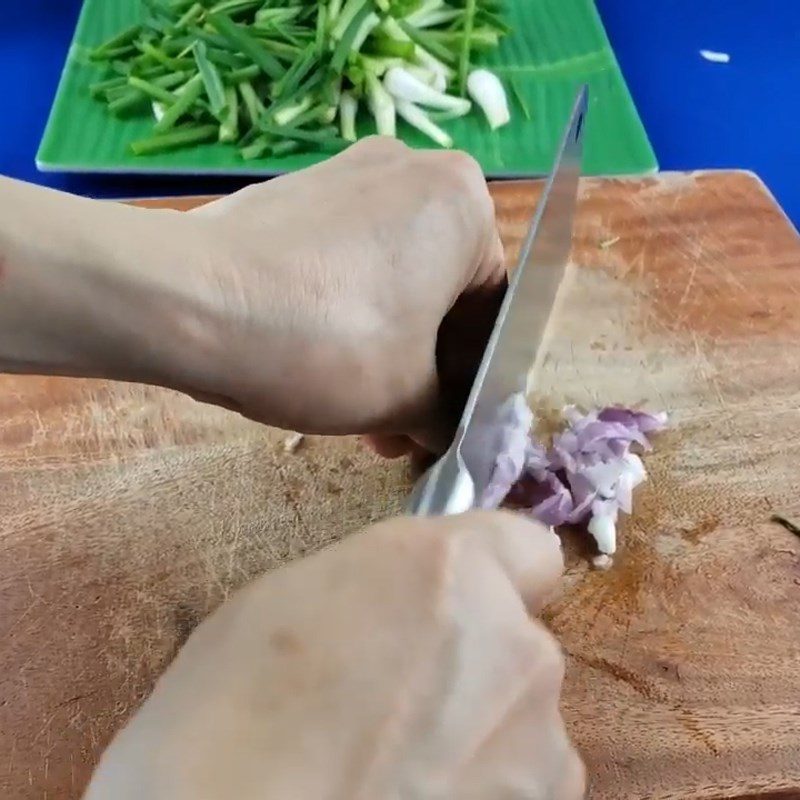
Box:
left=208, top=12, right=283, bottom=78
left=91, top=25, right=142, bottom=60
left=397, top=20, right=456, bottom=67
left=329, top=0, right=343, bottom=23
left=395, top=98, right=452, bottom=147
left=187, top=26, right=231, bottom=51
left=476, top=8, right=512, bottom=35
left=130, top=123, right=218, bottom=155
left=351, top=12, right=380, bottom=53
left=271, top=42, right=318, bottom=101
left=365, top=70, right=395, bottom=136
left=466, top=68, right=510, bottom=129
left=331, top=0, right=368, bottom=40
left=192, top=40, right=227, bottom=116
left=406, top=2, right=461, bottom=29
left=238, top=80, right=265, bottom=127
left=128, top=75, right=180, bottom=104
left=315, top=3, right=328, bottom=53
left=218, top=86, right=240, bottom=141
left=457, top=0, right=477, bottom=95
left=86, top=0, right=511, bottom=158
left=89, top=76, right=128, bottom=98
left=331, top=0, right=374, bottom=71
left=260, top=121, right=346, bottom=148
left=273, top=95, right=313, bottom=126
left=109, top=89, right=150, bottom=116
left=384, top=66, right=470, bottom=113
left=174, top=2, right=204, bottom=32
left=153, top=73, right=204, bottom=132
left=367, top=35, right=415, bottom=60
left=428, top=27, right=500, bottom=51
left=91, top=45, right=139, bottom=61
left=272, top=139, right=301, bottom=157
left=137, top=40, right=182, bottom=69
left=292, top=64, right=327, bottom=98
left=206, top=48, right=249, bottom=69
left=339, top=90, right=358, bottom=141
left=240, top=135, right=271, bottom=159
left=154, top=72, right=191, bottom=88
left=237, top=128, right=259, bottom=150
left=276, top=100, right=326, bottom=129
left=208, top=0, right=262, bottom=16
left=257, top=38, right=302, bottom=61
left=225, top=63, right=260, bottom=83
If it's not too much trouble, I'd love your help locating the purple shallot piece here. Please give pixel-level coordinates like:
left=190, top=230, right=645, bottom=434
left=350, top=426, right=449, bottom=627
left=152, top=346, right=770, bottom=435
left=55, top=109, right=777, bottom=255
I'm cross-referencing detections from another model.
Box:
left=479, top=397, right=668, bottom=555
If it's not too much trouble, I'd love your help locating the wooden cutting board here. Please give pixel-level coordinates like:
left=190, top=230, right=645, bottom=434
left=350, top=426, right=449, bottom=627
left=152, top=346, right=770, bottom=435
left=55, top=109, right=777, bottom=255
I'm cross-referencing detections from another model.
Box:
left=2, top=172, right=799, bottom=800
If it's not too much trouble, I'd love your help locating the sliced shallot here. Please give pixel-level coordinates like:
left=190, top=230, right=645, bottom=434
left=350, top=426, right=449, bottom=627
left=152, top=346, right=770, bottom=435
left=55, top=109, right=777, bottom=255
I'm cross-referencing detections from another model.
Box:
left=478, top=394, right=667, bottom=555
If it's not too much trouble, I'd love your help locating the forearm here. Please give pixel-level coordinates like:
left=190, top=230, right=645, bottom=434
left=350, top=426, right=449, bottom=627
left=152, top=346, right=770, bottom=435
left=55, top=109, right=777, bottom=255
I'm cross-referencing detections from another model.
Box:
left=0, top=177, right=217, bottom=388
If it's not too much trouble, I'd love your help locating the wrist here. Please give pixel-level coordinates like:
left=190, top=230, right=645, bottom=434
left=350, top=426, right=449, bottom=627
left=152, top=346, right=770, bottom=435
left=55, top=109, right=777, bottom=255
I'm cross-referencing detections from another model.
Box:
left=0, top=179, right=221, bottom=391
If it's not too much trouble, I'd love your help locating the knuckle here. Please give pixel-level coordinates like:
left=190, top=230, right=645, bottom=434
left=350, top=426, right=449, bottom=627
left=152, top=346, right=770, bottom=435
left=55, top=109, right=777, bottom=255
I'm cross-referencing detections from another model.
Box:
left=412, top=151, right=494, bottom=243
left=349, top=135, right=407, bottom=159
left=497, top=622, right=566, bottom=697
left=416, top=149, right=486, bottom=197
left=441, top=149, right=485, bottom=186
left=236, top=183, right=264, bottom=204
left=522, top=624, right=566, bottom=687
left=440, top=152, right=494, bottom=222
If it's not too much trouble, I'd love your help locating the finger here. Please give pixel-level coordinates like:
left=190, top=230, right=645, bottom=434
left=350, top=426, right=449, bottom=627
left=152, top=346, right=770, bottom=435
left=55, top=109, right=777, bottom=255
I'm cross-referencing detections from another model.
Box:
left=338, top=135, right=409, bottom=165
left=376, top=512, right=565, bottom=784
left=412, top=149, right=497, bottom=287
left=181, top=388, right=245, bottom=416
left=447, top=510, right=564, bottom=615
left=449, top=615, right=581, bottom=799
left=409, top=421, right=451, bottom=457
left=471, top=223, right=506, bottom=291
left=362, top=433, right=415, bottom=459
left=552, top=748, right=587, bottom=800
left=458, top=685, right=586, bottom=800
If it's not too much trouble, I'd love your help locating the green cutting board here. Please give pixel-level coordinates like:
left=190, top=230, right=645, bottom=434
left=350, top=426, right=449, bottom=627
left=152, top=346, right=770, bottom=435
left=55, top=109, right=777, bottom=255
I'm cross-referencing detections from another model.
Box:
left=37, top=0, right=657, bottom=177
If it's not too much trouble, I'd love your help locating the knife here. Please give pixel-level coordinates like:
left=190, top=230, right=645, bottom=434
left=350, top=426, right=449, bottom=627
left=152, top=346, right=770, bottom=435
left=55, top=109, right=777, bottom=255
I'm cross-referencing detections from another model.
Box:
left=408, top=85, right=588, bottom=516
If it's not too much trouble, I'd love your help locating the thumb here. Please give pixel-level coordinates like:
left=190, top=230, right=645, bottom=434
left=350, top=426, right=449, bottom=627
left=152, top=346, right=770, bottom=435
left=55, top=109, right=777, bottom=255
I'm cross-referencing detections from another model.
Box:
left=436, top=510, right=564, bottom=616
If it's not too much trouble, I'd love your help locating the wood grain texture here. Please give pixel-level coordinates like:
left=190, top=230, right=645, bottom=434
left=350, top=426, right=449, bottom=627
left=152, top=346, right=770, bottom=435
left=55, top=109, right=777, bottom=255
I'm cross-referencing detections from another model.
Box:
left=2, top=172, right=800, bottom=799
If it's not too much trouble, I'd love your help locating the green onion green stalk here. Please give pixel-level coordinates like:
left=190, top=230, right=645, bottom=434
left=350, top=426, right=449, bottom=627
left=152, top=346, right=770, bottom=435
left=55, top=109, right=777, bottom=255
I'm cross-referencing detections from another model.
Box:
left=88, top=0, right=512, bottom=160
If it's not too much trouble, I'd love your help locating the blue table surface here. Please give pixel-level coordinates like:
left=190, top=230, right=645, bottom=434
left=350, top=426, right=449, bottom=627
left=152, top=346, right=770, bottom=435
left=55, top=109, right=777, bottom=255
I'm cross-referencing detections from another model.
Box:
left=3, top=0, right=799, bottom=227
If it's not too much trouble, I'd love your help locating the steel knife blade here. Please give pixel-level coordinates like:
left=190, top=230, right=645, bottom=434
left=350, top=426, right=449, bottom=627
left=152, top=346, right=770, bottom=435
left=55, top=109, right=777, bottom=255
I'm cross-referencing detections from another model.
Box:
left=408, top=85, right=588, bottom=516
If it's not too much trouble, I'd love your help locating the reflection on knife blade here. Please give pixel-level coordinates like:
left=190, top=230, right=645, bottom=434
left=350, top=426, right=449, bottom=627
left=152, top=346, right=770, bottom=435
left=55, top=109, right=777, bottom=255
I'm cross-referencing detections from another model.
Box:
left=458, top=86, right=587, bottom=502
left=408, top=85, right=588, bottom=516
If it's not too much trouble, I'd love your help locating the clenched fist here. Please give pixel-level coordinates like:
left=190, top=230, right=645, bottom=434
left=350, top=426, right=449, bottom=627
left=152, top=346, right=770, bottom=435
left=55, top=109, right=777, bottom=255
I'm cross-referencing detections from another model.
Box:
left=1, top=140, right=504, bottom=453
left=85, top=512, right=584, bottom=800
left=189, top=137, right=505, bottom=450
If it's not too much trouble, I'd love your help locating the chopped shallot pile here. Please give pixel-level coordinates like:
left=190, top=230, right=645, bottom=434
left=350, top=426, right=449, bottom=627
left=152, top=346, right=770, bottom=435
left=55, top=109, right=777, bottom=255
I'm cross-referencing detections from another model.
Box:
left=478, top=394, right=667, bottom=558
